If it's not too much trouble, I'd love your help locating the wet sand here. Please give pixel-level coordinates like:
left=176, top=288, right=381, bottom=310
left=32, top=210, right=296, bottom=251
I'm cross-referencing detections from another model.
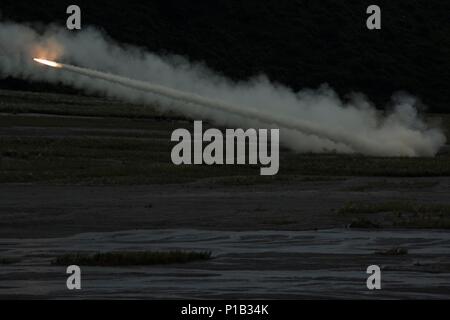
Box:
left=1, top=228, right=450, bottom=299
left=1, top=180, right=450, bottom=299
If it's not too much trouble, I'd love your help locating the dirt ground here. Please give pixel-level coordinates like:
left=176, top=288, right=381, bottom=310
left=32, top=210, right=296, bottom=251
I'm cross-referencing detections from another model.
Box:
left=1, top=176, right=450, bottom=238
left=1, top=88, right=449, bottom=238
left=1, top=89, right=450, bottom=299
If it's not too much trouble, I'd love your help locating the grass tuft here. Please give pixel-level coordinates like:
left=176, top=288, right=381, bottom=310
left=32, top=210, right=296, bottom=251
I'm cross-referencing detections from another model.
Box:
left=348, top=180, right=439, bottom=192
left=51, top=250, right=212, bottom=266
left=340, top=201, right=450, bottom=229
left=0, top=257, right=21, bottom=265
left=338, top=201, right=450, bottom=216
left=375, top=247, right=409, bottom=256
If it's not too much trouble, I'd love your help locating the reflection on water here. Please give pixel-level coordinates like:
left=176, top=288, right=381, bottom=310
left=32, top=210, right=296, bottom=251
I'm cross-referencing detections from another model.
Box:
left=1, top=229, right=450, bottom=299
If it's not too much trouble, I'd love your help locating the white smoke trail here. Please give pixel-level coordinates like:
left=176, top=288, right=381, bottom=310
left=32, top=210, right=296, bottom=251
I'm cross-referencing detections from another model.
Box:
left=43, top=60, right=387, bottom=154
left=0, top=21, right=446, bottom=156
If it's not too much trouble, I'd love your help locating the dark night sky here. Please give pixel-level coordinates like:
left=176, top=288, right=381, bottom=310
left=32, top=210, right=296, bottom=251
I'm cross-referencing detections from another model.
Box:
left=1, top=0, right=449, bottom=112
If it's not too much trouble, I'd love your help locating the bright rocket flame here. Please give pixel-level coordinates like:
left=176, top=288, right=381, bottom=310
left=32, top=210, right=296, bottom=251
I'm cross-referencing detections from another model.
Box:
left=33, top=58, right=62, bottom=68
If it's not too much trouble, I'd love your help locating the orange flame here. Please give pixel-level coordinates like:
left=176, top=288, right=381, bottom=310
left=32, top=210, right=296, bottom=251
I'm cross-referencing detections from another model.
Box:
left=33, top=58, right=62, bottom=68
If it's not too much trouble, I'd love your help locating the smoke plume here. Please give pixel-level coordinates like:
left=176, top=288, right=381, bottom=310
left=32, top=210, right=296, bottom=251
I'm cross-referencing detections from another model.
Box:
left=0, top=21, right=446, bottom=156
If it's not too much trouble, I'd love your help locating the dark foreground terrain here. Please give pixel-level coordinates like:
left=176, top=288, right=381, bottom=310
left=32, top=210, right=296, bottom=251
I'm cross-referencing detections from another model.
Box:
left=0, top=89, right=449, bottom=298
left=2, top=228, right=450, bottom=299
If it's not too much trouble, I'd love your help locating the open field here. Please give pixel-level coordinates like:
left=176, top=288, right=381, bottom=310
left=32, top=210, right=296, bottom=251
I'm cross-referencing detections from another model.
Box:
left=1, top=89, right=450, bottom=185
left=1, top=88, right=450, bottom=238
left=2, top=0, right=450, bottom=301
left=1, top=89, right=450, bottom=298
